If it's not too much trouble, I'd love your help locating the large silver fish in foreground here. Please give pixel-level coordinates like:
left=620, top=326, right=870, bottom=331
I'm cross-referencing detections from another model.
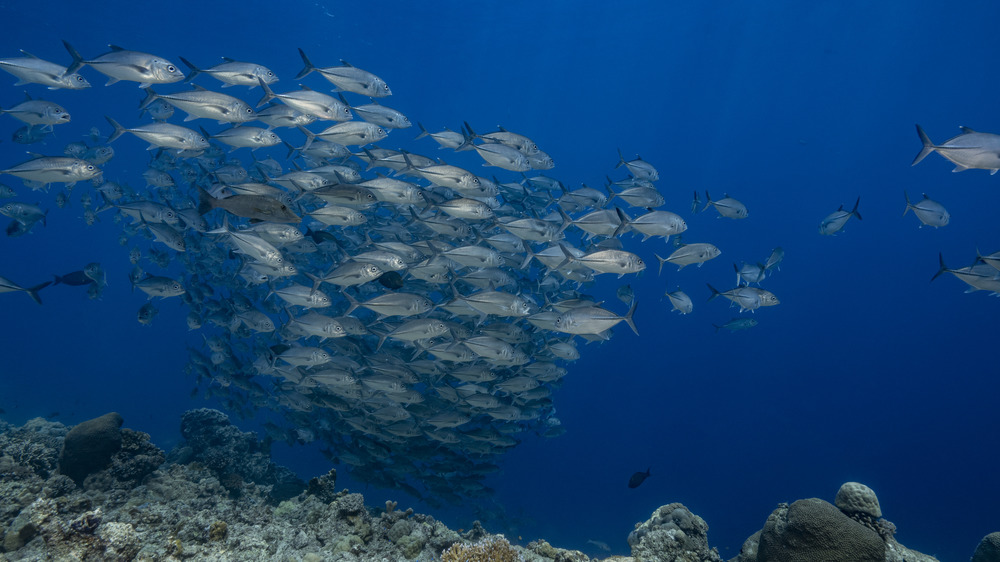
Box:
left=913, top=124, right=1000, bottom=174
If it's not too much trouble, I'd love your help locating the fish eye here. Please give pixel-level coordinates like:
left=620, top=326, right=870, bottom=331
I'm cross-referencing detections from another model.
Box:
left=86, top=165, right=95, bottom=171
left=167, top=65, right=176, bottom=72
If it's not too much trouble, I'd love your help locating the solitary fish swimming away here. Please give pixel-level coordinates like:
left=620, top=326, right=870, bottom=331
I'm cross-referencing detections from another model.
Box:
left=628, top=467, right=651, bottom=488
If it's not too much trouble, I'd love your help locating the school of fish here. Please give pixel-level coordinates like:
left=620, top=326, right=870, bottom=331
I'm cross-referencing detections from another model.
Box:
left=0, top=42, right=995, bottom=504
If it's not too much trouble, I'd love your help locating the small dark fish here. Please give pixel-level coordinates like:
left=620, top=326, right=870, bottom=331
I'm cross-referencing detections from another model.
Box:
left=196, top=186, right=300, bottom=223
left=305, top=227, right=338, bottom=245
left=11, top=125, right=48, bottom=144
left=45, top=411, right=60, bottom=419
left=377, top=270, right=404, bottom=290
left=616, top=284, right=634, bottom=305
left=628, top=467, right=651, bottom=489
left=52, top=270, right=93, bottom=286
left=137, top=302, right=159, bottom=325
left=713, top=318, right=758, bottom=333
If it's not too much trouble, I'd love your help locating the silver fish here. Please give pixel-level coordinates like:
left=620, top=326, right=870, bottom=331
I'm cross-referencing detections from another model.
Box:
left=703, top=191, right=748, bottom=219
left=913, top=124, right=1000, bottom=174
left=133, top=275, right=185, bottom=299
left=63, top=41, right=184, bottom=88
left=0, top=156, right=100, bottom=188
left=0, top=96, right=71, bottom=127
left=553, top=301, right=638, bottom=336
left=819, top=197, right=862, bottom=235
left=296, top=50, right=392, bottom=97
left=0, top=50, right=90, bottom=89
left=140, top=86, right=257, bottom=124
left=665, top=289, right=693, bottom=314
left=106, top=116, right=209, bottom=152
left=903, top=191, right=949, bottom=228
left=0, top=275, right=50, bottom=304
left=656, top=243, right=721, bottom=272
left=179, top=56, right=278, bottom=88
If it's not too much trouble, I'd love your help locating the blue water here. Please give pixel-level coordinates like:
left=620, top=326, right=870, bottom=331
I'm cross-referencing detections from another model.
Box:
left=2, top=2, right=999, bottom=560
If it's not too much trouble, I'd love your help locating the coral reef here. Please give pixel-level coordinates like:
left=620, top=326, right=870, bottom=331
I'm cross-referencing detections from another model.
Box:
left=0, top=414, right=959, bottom=561
left=729, top=483, right=940, bottom=562
left=442, top=535, right=524, bottom=561
left=627, top=503, right=722, bottom=562
left=58, top=412, right=124, bottom=484
left=972, top=532, right=1000, bottom=562
left=756, top=498, right=885, bottom=562
left=173, top=408, right=304, bottom=502
left=834, top=481, right=882, bottom=518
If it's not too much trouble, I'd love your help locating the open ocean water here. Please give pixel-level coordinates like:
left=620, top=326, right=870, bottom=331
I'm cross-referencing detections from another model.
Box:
left=1, top=2, right=998, bottom=560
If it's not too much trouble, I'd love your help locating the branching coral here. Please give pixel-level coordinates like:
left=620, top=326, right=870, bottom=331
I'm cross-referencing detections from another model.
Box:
left=441, top=535, right=524, bottom=562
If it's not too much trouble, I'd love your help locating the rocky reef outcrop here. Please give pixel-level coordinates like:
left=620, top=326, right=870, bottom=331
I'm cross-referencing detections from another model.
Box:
left=729, top=481, right=939, bottom=562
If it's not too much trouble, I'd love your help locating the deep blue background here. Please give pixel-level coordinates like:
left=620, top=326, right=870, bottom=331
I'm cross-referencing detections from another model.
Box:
left=1, top=2, right=998, bottom=560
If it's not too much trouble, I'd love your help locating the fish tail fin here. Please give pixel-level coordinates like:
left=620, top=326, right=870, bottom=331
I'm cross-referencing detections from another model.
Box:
left=850, top=196, right=862, bottom=221
left=623, top=299, right=639, bottom=336
left=455, top=124, right=475, bottom=151
left=713, top=323, right=721, bottom=334
left=706, top=283, right=721, bottom=301
left=295, top=48, right=315, bottom=80
left=296, top=125, right=316, bottom=151
left=604, top=176, right=617, bottom=202
left=179, top=56, right=200, bottom=82
left=104, top=115, right=125, bottom=143
left=62, top=40, right=85, bottom=75
left=702, top=190, right=713, bottom=213
left=414, top=122, right=430, bottom=140
left=902, top=191, right=911, bottom=216
left=520, top=246, right=536, bottom=270
left=931, top=252, right=949, bottom=283
left=616, top=148, right=627, bottom=169
left=26, top=281, right=51, bottom=305
left=343, top=291, right=360, bottom=316
left=912, top=124, right=937, bottom=166
left=555, top=243, right=575, bottom=270
left=613, top=207, right=631, bottom=238
left=256, top=77, right=276, bottom=107
left=462, top=121, right=478, bottom=140
left=138, top=87, right=159, bottom=110
left=654, top=253, right=669, bottom=276
left=196, top=186, right=215, bottom=215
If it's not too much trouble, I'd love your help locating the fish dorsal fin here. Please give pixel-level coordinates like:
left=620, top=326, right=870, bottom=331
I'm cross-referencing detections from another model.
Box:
left=959, top=126, right=978, bottom=134
left=19, top=50, right=39, bottom=59
left=299, top=84, right=313, bottom=91
left=108, top=44, right=127, bottom=52
left=221, top=56, right=237, bottom=63
left=191, top=84, right=207, bottom=91
left=340, top=60, right=355, bottom=68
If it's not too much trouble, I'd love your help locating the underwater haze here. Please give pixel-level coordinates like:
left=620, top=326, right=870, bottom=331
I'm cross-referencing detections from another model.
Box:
left=2, top=2, right=999, bottom=561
